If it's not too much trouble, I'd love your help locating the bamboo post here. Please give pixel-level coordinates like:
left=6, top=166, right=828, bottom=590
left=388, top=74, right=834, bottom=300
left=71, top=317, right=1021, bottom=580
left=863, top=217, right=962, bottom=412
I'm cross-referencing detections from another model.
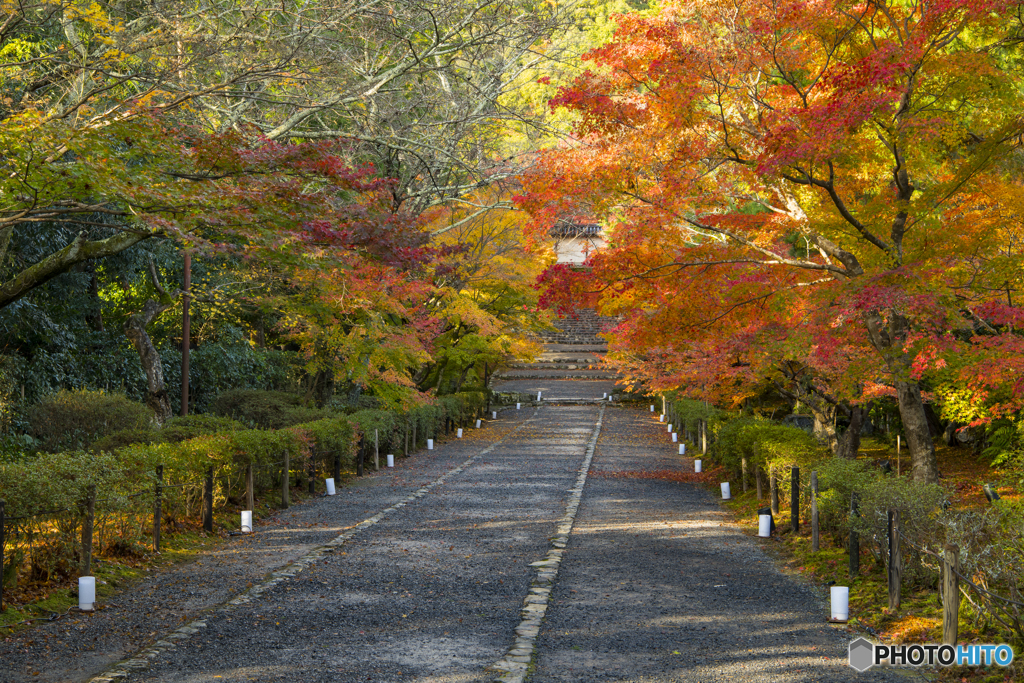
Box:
left=154, top=465, right=163, bottom=552
left=790, top=466, right=800, bottom=533
left=942, top=543, right=960, bottom=645
left=741, top=457, right=748, bottom=493
left=770, top=472, right=779, bottom=516
left=282, top=452, right=290, bottom=509
left=203, top=467, right=213, bottom=532
left=246, top=463, right=254, bottom=512
left=404, top=419, right=410, bottom=457
left=888, top=509, right=902, bottom=612
left=756, top=467, right=763, bottom=500
left=356, top=439, right=365, bottom=476
left=849, top=492, right=860, bottom=577
left=700, top=420, right=708, bottom=455
left=412, top=422, right=417, bottom=452
left=0, top=499, right=4, bottom=612
left=82, top=484, right=96, bottom=576
left=811, top=471, right=819, bottom=553
left=332, top=452, right=340, bottom=487
left=374, top=429, right=379, bottom=471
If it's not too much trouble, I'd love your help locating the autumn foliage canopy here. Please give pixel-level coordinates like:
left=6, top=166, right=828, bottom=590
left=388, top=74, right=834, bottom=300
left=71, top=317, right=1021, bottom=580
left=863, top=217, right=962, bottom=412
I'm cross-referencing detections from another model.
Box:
left=518, top=0, right=1024, bottom=481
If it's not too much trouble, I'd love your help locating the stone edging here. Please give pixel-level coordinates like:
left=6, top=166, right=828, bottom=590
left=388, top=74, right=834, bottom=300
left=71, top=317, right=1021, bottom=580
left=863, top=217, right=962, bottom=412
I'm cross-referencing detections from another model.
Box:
left=490, top=403, right=605, bottom=683
left=87, top=413, right=535, bottom=683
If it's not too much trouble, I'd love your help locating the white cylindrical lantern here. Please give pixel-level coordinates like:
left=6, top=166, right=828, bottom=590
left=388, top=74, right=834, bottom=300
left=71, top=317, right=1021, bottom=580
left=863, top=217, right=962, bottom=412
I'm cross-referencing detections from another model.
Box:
left=608, top=395, right=613, bottom=402
left=721, top=482, right=731, bottom=499
left=475, top=419, right=481, bottom=428
left=667, top=424, right=673, bottom=433
left=492, top=411, right=497, bottom=419
left=659, top=414, right=665, bottom=422
left=650, top=405, right=655, bottom=412
left=678, top=444, right=685, bottom=455
left=516, top=402, right=521, bottom=410
left=457, top=428, right=463, bottom=438
left=427, top=438, right=434, bottom=450
left=79, top=576, right=96, bottom=611
left=758, top=514, right=772, bottom=538
left=325, top=478, right=336, bottom=496
left=695, top=459, right=702, bottom=473
left=831, top=586, right=850, bottom=621
left=386, top=453, right=395, bottom=467
left=537, top=391, right=542, bottom=401
left=603, top=392, right=607, bottom=398
left=672, top=433, right=678, bottom=442
left=241, top=510, right=254, bottom=533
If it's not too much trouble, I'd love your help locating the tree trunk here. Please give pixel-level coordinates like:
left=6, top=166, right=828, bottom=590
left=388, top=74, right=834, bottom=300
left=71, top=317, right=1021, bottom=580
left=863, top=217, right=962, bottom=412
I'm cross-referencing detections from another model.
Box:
left=895, top=380, right=938, bottom=482
left=864, top=312, right=939, bottom=483
left=125, top=298, right=173, bottom=424
left=836, top=405, right=866, bottom=460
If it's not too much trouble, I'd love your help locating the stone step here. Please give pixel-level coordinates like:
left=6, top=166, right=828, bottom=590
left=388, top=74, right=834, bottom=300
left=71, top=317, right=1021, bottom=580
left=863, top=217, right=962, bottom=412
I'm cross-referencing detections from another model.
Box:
left=496, top=370, right=621, bottom=380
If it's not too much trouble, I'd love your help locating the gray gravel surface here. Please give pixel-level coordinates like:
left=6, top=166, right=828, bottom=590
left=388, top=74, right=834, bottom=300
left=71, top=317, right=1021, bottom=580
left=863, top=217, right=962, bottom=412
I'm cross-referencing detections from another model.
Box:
left=529, top=407, right=921, bottom=682
left=129, top=405, right=603, bottom=683
left=0, top=408, right=529, bottom=683
left=1, top=405, right=923, bottom=683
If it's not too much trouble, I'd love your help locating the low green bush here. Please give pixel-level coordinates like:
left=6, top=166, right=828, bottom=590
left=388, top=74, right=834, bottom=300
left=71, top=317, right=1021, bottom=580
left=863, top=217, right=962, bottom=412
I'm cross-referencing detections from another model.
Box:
left=90, top=428, right=166, bottom=452
left=28, top=389, right=154, bottom=452
left=161, top=414, right=245, bottom=442
left=211, top=389, right=328, bottom=429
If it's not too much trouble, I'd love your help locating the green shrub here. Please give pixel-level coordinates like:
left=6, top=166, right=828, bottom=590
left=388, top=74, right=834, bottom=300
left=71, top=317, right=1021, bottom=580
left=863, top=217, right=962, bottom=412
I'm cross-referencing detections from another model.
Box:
left=210, top=389, right=328, bottom=429
left=161, top=414, right=245, bottom=442
left=713, top=417, right=824, bottom=478
left=28, top=389, right=154, bottom=452
left=90, top=428, right=166, bottom=452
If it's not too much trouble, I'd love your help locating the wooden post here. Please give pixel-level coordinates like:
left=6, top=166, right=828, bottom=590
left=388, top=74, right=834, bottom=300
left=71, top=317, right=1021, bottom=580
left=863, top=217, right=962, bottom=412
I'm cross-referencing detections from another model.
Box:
left=282, top=452, right=290, bottom=509
left=203, top=467, right=213, bottom=532
left=153, top=465, right=163, bottom=552
left=741, top=457, right=748, bottom=492
left=811, top=471, right=819, bottom=553
left=756, top=467, right=763, bottom=500
left=332, top=452, right=340, bottom=487
left=181, top=252, right=191, bottom=417
left=700, top=420, right=707, bottom=455
left=82, top=484, right=96, bottom=576
left=897, top=434, right=901, bottom=477
left=374, top=429, right=379, bottom=471
left=357, top=439, right=365, bottom=477
left=888, top=509, right=902, bottom=612
left=308, top=450, right=315, bottom=495
left=770, top=472, right=779, bottom=516
left=1, top=499, right=6, bottom=612
left=942, top=543, right=960, bottom=645
left=849, top=492, right=860, bottom=577
left=791, top=466, right=800, bottom=534
left=404, top=419, right=410, bottom=457
left=412, top=422, right=417, bottom=452
left=246, top=463, right=254, bottom=512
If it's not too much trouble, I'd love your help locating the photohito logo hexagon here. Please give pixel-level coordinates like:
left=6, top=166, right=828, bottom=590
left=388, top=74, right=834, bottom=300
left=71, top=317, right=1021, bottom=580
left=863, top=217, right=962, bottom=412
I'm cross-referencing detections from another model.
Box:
left=849, top=637, right=874, bottom=671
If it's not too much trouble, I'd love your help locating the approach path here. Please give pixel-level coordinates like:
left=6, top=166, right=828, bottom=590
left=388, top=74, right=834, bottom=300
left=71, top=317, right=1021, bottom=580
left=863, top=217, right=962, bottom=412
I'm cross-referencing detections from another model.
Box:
left=0, top=404, right=916, bottom=683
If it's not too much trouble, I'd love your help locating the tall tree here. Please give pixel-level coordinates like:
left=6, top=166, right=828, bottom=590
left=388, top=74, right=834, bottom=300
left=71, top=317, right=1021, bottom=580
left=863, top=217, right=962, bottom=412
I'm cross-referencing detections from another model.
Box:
left=520, top=0, right=1024, bottom=482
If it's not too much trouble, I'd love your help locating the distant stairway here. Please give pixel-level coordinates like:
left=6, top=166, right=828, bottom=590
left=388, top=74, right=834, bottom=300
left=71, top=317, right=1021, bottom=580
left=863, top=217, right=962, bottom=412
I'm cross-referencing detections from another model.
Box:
left=492, top=310, right=621, bottom=402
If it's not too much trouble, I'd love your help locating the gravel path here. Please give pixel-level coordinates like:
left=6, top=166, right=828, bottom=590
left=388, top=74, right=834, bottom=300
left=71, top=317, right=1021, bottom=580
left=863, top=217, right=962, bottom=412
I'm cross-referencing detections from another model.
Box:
left=1, top=405, right=920, bottom=682
left=529, top=407, right=920, bottom=682
left=0, top=407, right=532, bottom=683
left=127, top=405, right=604, bottom=683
